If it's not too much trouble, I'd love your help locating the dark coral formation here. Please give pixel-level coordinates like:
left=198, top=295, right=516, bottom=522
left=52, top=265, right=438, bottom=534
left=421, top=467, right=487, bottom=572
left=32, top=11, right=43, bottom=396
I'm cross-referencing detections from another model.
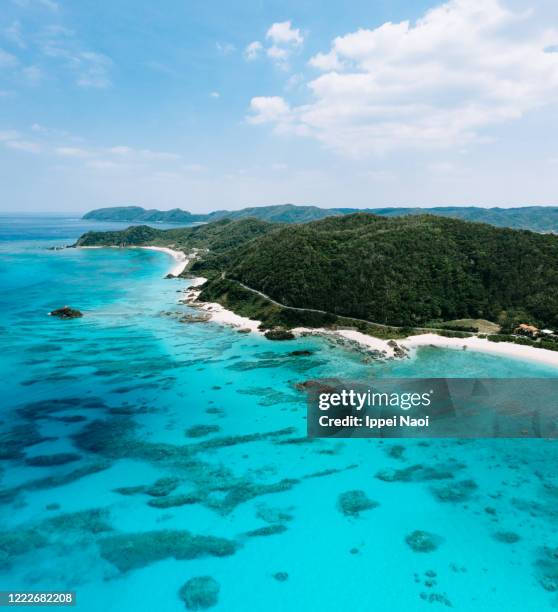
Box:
left=0, top=527, right=48, bottom=568
left=148, top=494, right=201, bottom=508
left=211, top=478, right=299, bottom=516
left=0, top=460, right=112, bottom=504
left=535, top=547, right=558, bottom=592
left=385, top=444, right=406, bottom=460
left=431, top=479, right=478, bottom=503
left=405, top=530, right=443, bottom=553
left=25, top=453, right=82, bottom=467
left=185, top=424, right=221, bottom=438
left=0, top=424, right=54, bottom=460
left=99, top=530, right=236, bottom=572
left=337, top=490, right=379, bottom=517
left=376, top=463, right=458, bottom=483
left=493, top=531, right=520, bottom=544
left=41, top=508, right=113, bottom=534
left=178, top=576, right=219, bottom=610
left=17, top=397, right=107, bottom=420
left=145, top=477, right=181, bottom=497
left=244, top=525, right=287, bottom=538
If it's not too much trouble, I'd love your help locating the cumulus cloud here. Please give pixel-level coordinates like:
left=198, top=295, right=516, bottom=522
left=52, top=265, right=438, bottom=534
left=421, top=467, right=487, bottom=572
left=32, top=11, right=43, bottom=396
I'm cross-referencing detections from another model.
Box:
left=247, top=97, right=291, bottom=125
left=245, top=20, right=303, bottom=68
left=249, top=0, right=558, bottom=155
left=266, top=21, right=303, bottom=47
left=244, top=41, right=262, bottom=60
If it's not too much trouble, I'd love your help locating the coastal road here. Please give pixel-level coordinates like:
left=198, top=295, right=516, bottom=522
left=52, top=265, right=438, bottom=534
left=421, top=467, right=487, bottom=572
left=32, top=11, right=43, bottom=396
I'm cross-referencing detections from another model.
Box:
left=222, top=274, right=477, bottom=336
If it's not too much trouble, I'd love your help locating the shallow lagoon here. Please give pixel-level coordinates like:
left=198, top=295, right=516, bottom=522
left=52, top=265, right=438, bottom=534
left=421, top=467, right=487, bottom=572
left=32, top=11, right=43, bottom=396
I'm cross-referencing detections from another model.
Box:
left=1, top=217, right=558, bottom=611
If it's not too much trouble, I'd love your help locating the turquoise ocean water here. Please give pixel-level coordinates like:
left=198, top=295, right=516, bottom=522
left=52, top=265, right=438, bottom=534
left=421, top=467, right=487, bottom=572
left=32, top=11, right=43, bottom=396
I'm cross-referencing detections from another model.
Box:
left=2, top=215, right=558, bottom=610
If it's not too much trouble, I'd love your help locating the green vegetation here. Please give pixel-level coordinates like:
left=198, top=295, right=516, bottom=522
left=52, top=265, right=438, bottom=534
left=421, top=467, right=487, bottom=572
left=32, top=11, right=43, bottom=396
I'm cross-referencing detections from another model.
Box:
left=75, top=212, right=558, bottom=331
left=83, top=206, right=204, bottom=223
left=83, top=203, right=334, bottom=225
left=194, top=213, right=558, bottom=329
left=426, top=319, right=501, bottom=334
left=84, top=204, right=558, bottom=232
left=488, top=334, right=558, bottom=352
left=75, top=218, right=276, bottom=257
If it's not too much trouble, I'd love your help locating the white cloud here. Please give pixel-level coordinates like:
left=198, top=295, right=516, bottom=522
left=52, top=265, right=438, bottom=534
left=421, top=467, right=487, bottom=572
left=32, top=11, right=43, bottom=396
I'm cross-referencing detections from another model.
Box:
left=36, top=26, right=113, bottom=88
left=216, top=42, right=235, bottom=55
left=38, top=0, right=59, bottom=11
left=184, top=163, right=205, bottom=172
left=246, top=21, right=303, bottom=68
left=266, top=21, right=303, bottom=47
left=85, top=159, right=120, bottom=170
left=11, top=0, right=59, bottom=11
left=266, top=46, right=288, bottom=61
left=244, top=41, right=262, bottom=61
left=5, top=21, right=25, bottom=49
left=0, top=48, right=18, bottom=68
left=247, top=96, right=291, bottom=125
left=249, top=0, right=558, bottom=156
left=6, top=139, right=41, bottom=153
left=55, top=146, right=90, bottom=157
left=109, top=146, right=133, bottom=156
left=0, top=129, right=41, bottom=153
left=0, top=130, right=19, bottom=141
left=22, top=65, right=43, bottom=84
left=75, top=52, right=112, bottom=88
left=210, top=91, right=220, bottom=98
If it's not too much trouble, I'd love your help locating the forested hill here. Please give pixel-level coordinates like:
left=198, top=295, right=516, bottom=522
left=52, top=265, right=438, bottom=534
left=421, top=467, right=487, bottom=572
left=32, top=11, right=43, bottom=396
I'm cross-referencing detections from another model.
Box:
left=75, top=213, right=558, bottom=329
left=82, top=204, right=330, bottom=225
left=191, top=213, right=558, bottom=329
left=83, top=204, right=558, bottom=232
left=74, top=218, right=278, bottom=253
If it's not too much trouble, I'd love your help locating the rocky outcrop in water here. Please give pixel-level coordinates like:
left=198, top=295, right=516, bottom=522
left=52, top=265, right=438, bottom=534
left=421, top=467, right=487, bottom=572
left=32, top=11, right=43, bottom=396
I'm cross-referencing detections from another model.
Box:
left=264, top=328, right=295, bottom=340
left=48, top=306, right=83, bottom=319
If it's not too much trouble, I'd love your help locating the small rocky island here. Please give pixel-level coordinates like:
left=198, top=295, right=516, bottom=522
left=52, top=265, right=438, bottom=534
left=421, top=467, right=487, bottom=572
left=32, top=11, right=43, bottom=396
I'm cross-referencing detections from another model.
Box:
left=48, top=306, right=83, bottom=319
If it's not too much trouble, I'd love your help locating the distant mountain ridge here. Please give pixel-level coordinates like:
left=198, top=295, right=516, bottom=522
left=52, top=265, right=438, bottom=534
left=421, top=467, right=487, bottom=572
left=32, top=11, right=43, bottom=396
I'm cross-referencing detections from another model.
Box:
left=83, top=204, right=558, bottom=232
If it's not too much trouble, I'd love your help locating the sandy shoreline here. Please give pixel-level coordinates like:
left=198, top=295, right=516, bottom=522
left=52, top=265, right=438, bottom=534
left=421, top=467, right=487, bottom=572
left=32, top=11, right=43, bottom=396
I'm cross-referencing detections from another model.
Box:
left=80, top=246, right=558, bottom=369
left=182, top=286, right=558, bottom=368
left=140, top=246, right=188, bottom=276
left=181, top=277, right=263, bottom=333
left=400, top=333, right=558, bottom=368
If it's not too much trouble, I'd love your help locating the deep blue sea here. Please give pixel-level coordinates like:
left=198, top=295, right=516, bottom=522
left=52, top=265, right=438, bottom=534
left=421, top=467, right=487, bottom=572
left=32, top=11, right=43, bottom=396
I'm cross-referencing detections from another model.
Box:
left=2, top=215, right=558, bottom=610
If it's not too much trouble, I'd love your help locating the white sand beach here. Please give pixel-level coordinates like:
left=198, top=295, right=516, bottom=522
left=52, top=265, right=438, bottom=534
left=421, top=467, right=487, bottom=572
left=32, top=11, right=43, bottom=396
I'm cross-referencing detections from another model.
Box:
left=181, top=277, right=263, bottom=333
left=291, top=328, right=396, bottom=357
left=140, top=246, right=188, bottom=276
left=400, top=333, right=558, bottom=368
left=84, top=245, right=558, bottom=368
left=177, top=288, right=558, bottom=368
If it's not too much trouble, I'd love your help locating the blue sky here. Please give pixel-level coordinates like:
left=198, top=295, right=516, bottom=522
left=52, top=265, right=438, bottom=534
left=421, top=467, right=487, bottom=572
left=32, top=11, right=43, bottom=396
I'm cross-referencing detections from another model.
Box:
left=1, top=0, right=558, bottom=213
